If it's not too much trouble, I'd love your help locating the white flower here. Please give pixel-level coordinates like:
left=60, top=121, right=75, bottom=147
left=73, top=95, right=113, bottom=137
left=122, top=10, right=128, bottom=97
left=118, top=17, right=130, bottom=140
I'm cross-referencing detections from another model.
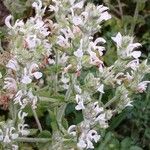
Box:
left=18, top=110, right=28, bottom=121
left=29, top=63, right=43, bottom=79
left=12, top=144, right=19, bottom=150
left=3, top=128, right=11, bottom=143
left=3, top=127, right=18, bottom=143
left=61, top=73, right=70, bottom=89
left=72, top=16, right=83, bottom=26
left=32, top=72, right=43, bottom=79
left=48, top=58, right=55, bottom=65
left=61, top=74, right=70, bottom=84
left=18, top=124, right=30, bottom=136
left=34, top=18, right=44, bottom=28
left=75, top=94, right=85, bottom=110
left=111, top=32, right=122, bottom=48
left=14, top=90, right=23, bottom=105
left=5, top=15, right=24, bottom=29
left=95, top=113, right=105, bottom=122
left=57, top=35, right=70, bottom=48
left=77, top=129, right=100, bottom=149
left=14, top=89, right=37, bottom=109
left=97, top=5, right=111, bottom=23
left=74, top=39, right=83, bottom=58
left=5, top=15, right=13, bottom=28
left=88, top=49, right=103, bottom=66
left=131, top=51, right=141, bottom=59
left=127, top=59, right=139, bottom=70
left=74, top=85, right=82, bottom=94
left=49, top=0, right=60, bottom=12
left=89, top=37, right=105, bottom=56
left=4, top=77, right=17, bottom=93
left=125, top=72, right=133, bottom=81
left=14, top=90, right=28, bottom=109
left=68, top=125, right=76, bottom=136
left=32, top=0, right=42, bottom=11
left=69, top=0, right=75, bottom=5
left=6, top=58, right=19, bottom=71
left=21, top=68, right=32, bottom=84
left=21, top=64, right=43, bottom=84
left=32, top=0, right=46, bottom=17
left=137, top=81, right=150, bottom=93
left=125, top=100, right=133, bottom=107
left=99, top=11, right=111, bottom=22
left=126, top=43, right=141, bottom=58
left=57, top=28, right=74, bottom=48
left=71, top=0, right=84, bottom=9
left=87, top=130, right=100, bottom=144
left=97, top=5, right=109, bottom=13
left=14, top=19, right=24, bottom=29
left=74, top=48, right=83, bottom=58
left=97, top=84, right=104, bottom=93
left=95, top=112, right=109, bottom=128
left=114, top=72, right=124, bottom=85
left=34, top=19, right=50, bottom=37
left=60, top=28, right=74, bottom=40
left=93, top=102, right=104, bottom=114
left=9, top=127, right=19, bottom=140
left=27, top=89, right=38, bottom=109
left=77, top=139, right=87, bottom=149
left=25, top=35, right=41, bottom=49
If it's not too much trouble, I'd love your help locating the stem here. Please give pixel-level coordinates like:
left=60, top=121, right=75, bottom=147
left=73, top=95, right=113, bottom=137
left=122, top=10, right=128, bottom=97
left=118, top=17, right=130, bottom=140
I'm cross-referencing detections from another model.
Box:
left=130, top=2, right=140, bottom=35
left=0, top=40, right=4, bottom=52
left=16, top=137, right=50, bottom=143
left=146, top=85, right=150, bottom=108
left=54, top=49, right=59, bottom=94
left=9, top=101, right=17, bottom=125
left=99, top=92, right=103, bottom=102
left=104, top=97, right=117, bottom=108
left=31, top=107, right=42, bottom=132
left=117, top=0, right=123, bottom=20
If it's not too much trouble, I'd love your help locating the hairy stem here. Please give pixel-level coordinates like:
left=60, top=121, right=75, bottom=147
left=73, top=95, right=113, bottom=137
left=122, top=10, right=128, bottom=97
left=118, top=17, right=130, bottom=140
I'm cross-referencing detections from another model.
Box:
left=32, top=107, right=42, bottom=132
left=130, top=2, right=140, bottom=35
left=117, top=0, right=123, bottom=20
left=16, top=137, right=50, bottom=143
left=104, top=97, right=117, bottom=108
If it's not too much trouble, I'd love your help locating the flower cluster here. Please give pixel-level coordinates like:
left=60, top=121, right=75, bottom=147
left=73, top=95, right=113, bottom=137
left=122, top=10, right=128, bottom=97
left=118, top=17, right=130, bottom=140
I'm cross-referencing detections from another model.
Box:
left=0, top=110, right=28, bottom=149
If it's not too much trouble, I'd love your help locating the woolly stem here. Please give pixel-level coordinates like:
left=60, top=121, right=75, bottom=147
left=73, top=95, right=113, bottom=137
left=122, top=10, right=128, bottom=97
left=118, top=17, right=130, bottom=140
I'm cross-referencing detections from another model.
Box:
left=31, top=107, right=42, bottom=132
left=16, top=137, right=50, bottom=143
left=130, top=2, right=140, bottom=35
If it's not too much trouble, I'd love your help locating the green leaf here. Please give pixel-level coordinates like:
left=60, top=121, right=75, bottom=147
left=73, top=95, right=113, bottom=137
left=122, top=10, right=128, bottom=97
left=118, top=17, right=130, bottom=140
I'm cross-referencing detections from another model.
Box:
left=109, top=111, right=127, bottom=130
left=121, top=138, right=133, bottom=150
left=38, top=130, right=51, bottom=138
left=37, top=130, right=52, bottom=150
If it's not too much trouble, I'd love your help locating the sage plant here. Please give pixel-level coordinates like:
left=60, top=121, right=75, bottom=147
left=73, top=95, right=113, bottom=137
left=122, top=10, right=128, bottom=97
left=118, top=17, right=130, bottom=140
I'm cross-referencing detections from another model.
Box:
left=0, top=0, right=150, bottom=149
